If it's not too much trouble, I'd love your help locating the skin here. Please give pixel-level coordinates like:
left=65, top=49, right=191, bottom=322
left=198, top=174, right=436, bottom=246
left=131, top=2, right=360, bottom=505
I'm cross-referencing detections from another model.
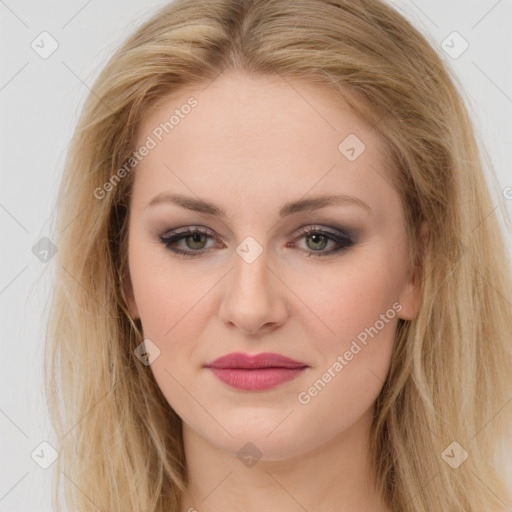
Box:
left=124, top=70, right=426, bottom=512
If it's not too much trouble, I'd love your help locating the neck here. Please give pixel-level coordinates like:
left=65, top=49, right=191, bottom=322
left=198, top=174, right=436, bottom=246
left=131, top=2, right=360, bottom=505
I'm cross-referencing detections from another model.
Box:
left=178, top=406, right=391, bottom=512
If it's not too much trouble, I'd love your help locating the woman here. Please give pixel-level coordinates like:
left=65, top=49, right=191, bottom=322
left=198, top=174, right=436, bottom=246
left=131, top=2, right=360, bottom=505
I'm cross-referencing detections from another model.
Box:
left=45, top=0, right=512, bottom=510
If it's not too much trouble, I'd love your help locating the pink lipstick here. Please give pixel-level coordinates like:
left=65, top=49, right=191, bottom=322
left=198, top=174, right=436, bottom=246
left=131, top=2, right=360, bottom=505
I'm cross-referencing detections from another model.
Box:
left=204, top=352, right=308, bottom=391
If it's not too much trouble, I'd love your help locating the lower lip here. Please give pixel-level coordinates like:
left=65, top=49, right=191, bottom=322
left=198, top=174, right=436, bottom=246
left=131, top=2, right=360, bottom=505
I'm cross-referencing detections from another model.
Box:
left=207, top=367, right=307, bottom=391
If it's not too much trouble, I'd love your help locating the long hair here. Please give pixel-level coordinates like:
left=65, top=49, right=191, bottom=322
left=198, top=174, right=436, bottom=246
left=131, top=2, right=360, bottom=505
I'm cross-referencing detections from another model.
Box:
left=45, top=0, right=512, bottom=510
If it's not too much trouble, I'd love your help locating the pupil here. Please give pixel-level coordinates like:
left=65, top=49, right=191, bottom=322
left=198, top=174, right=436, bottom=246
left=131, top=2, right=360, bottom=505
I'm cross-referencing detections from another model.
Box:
left=188, top=233, right=205, bottom=248
left=309, top=233, right=327, bottom=250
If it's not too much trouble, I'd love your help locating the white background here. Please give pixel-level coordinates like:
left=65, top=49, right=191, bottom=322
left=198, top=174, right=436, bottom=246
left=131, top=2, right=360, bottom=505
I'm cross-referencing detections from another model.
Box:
left=1, top=1, right=511, bottom=510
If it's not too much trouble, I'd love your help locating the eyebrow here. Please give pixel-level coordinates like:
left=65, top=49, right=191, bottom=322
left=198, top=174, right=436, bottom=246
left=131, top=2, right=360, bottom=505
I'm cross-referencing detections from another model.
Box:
left=145, top=192, right=372, bottom=217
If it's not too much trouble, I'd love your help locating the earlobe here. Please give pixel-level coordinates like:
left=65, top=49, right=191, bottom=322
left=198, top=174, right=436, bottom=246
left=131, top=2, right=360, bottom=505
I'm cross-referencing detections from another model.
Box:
left=398, top=278, right=422, bottom=321
left=398, top=221, right=429, bottom=321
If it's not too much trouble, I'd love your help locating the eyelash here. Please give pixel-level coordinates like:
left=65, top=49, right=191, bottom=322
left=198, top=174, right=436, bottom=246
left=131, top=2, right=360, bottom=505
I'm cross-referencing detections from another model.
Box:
left=158, top=225, right=354, bottom=258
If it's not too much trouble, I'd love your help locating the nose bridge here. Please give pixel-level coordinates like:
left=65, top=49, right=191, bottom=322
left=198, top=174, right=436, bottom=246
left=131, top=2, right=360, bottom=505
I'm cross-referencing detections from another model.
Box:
left=218, top=237, right=288, bottom=334
left=231, top=240, right=274, bottom=307
left=233, top=241, right=271, bottom=294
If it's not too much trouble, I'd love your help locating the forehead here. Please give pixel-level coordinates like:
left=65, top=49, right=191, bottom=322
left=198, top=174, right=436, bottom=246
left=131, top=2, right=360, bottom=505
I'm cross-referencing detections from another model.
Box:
left=131, top=71, right=394, bottom=217
left=137, top=70, right=379, bottom=151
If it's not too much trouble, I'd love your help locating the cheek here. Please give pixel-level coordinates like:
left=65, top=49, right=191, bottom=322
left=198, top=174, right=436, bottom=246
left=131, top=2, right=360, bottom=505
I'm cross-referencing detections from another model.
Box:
left=128, top=239, right=213, bottom=340
left=288, top=259, right=402, bottom=441
left=286, top=251, right=405, bottom=417
left=291, top=250, right=406, bottom=349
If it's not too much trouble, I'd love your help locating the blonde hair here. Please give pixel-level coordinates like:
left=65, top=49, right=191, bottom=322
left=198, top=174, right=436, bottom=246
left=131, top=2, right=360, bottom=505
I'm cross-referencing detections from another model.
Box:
left=45, top=0, right=512, bottom=510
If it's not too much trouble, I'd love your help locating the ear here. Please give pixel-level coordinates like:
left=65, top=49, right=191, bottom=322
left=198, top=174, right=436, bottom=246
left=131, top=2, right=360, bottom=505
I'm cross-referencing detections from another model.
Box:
left=122, top=274, right=140, bottom=320
left=397, top=221, right=429, bottom=321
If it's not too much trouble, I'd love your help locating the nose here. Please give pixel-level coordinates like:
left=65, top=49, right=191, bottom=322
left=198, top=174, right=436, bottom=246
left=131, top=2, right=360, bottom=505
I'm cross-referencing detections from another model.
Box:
left=218, top=246, right=289, bottom=336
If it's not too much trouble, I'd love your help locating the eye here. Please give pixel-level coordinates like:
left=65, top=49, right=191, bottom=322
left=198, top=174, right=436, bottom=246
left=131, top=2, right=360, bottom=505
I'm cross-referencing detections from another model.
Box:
left=290, top=226, right=354, bottom=257
left=159, top=225, right=354, bottom=258
left=159, top=227, right=221, bottom=257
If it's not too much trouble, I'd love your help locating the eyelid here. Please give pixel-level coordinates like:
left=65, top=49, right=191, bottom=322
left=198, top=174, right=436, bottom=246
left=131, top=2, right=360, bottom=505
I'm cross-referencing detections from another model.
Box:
left=158, top=224, right=355, bottom=257
left=158, top=226, right=223, bottom=257
left=289, top=225, right=354, bottom=255
left=292, top=225, right=353, bottom=241
left=159, top=225, right=217, bottom=239
left=159, top=224, right=353, bottom=241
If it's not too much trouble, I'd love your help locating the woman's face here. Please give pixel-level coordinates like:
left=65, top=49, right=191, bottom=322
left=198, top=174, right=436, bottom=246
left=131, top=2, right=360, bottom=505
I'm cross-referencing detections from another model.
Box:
left=124, top=70, right=422, bottom=460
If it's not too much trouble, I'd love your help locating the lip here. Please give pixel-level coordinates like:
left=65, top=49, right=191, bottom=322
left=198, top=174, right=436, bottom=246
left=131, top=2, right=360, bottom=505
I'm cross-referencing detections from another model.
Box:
left=204, top=352, right=309, bottom=391
left=206, top=352, right=307, bottom=369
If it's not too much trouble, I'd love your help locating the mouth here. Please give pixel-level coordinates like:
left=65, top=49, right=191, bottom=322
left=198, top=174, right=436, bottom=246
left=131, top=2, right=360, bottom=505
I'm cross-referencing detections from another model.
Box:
left=204, top=352, right=309, bottom=391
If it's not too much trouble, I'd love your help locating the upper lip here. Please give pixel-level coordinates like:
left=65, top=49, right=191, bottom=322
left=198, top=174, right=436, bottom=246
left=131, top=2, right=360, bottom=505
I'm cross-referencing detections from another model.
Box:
left=205, top=352, right=308, bottom=369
